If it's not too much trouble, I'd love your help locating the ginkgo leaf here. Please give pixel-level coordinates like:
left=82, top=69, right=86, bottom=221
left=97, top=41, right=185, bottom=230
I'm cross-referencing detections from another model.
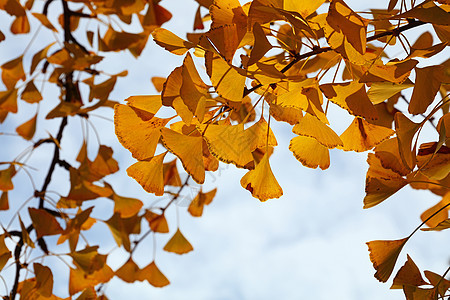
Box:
left=188, top=188, right=217, bottom=217
left=105, top=213, right=141, bottom=252
left=417, top=143, right=450, bottom=180
left=327, top=0, right=369, bottom=55
left=292, top=113, right=343, bottom=148
left=11, top=15, right=30, bottom=34
left=0, top=192, right=8, bottom=210
left=366, top=153, right=404, bottom=180
left=0, top=89, right=18, bottom=113
left=163, top=228, right=194, bottom=254
left=110, top=191, right=143, bottom=219
left=127, top=152, right=167, bottom=196
left=34, top=263, right=53, bottom=297
left=163, top=159, right=182, bottom=187
left=152, top=28, right=195, bottom=55
left=424, top=270, right=450, bottom=298
left=114, top=104, right=171, bottom=160
left=391, top=1, right=450, bottom=26
left=21, top=80, right=43, bottom=103
left=16, top=114, right=37, bottom=141
left=283, top=0, right=325, bottom=18
left=0, top=165, right=16, bottom=191
left=420, top=192, right=450, bottom=228
left=1, top=55, right=25, bottom=89
left=360, top=60, right=418, bottom=84
left=363, top=176, right=407, bottom=208
left=391, top=255, right=428, bottom=289
left=409, top=66, right=448, bottom=115
left=140, top=261, right=170, bottom=287
left=115, top=258, right=142, bottom=283
left=69, top=265, right=114, bottom=296
left=367, top=82, right=413, bottom=104
left=144, top=210, right=169, bottom=233
left=421, top=218, right=450, bottom=231
left=289, top=135, right=330, bottom=170
left=70, top=246, right=107, bottom=275
left=374, top=138, right=410, bottom=176
left=394, top=112, right=421, bottom=170
left=339, top=117, right=394, bottom=152
left=246, top=117, right=278, bottom=151
left=240, top=153, right=283, bottom=201
left=198, top=123, right=254, bottom=169
left=270, top=102, right=303, bottom=125
left=161, top=128, right=205, bottom=184
left=31, top=13, right=57, bottom=32
left=28, top=208, right=63, bottom=239
left=205, top=52, right=246, bottom=102
left=19, top=215, right=34, bottom=248
left=321, top=81, right=378, bottom=121
left=366, top=237, right=409, bottom=282
left=0, top=234, right=11, bottom=272
left=247, top=22, right=272, bottom=66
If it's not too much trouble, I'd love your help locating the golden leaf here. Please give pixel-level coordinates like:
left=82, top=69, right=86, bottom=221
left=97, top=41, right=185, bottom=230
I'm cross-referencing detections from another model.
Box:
left=394, top=112, right=421, bottom=170
left=1, top=55, right=25, bottom=89
left=152, top=28, right=195, bottom=55
left=367, top=237, right=409, bottom=282
left=161, top=128, right=205, bottom=184
left=0, top=165, right=16, bottom=191
left=163, top=228, right=194, bottom=254
left=391, top=255, right=428, bottom=289
left=140, top=261, right=170, bottom=287
left=188, top=188, right=217, bottom=217
left=127, top=152, right=166, bottom=196
left=34, top=263, right=53, bottom=297
left=292, top=113, right=343, bottom=148
left=144, top=210, right=169, bottom=233
left=16, top=114, right=37, bottom=141
left=240, top=153, right=283, bottom=201
left=28, top=208, right=63, bottom=239
left=364, top=176, right=407, bottom=208
left=340, top=117, right=394, bottom=152
left=289, top=135, right=330, bottom=170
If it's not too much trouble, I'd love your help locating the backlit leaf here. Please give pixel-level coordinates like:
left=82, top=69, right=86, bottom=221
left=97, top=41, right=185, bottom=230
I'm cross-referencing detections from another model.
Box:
left=152, top=28, right=195, bottom=55
left=163, top=228, right=194, bottom=254
left=421, top=218, right=450, bottom=231
left=19, top=215, right=34, bottom=248
left=16, top=113, right=37, bottom=140
left=289, top=135, right=330, bottom=170
left=140, top=261, right=170, bottom=287
left=144, top=210, right=169, bottom=233
left=292, top=113, right=343, bottom=148
left=1, top=55, right=25, bottom=89
left=0, top=192, right=8, bottom=210
left=240, top=153, right=283, bottom=201
left=339, top=117, right=395, bottom=152
left=188, top=188, right=217, bottom=217
left=34, top=263, right=53, bottom=297
left=28, top=207, right=63, bottom=238
left=247, top=22, right=272, bottom=66
left=391, top=255, right=428, bottom=289
left=394, top=112, right=421, bottom=170
left=367, top=237, right=409, bottom=282
left=0, top=165, right=16, bottom=191
left=127, top=152, right=167, bottom=196
left=364, top=176, right=407, bottom=208
left=420, top=192, right=450, bottom=228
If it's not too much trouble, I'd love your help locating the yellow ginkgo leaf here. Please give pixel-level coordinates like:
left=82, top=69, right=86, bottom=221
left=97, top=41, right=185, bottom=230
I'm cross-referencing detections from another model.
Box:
left=11, top=15, right=30, bottom=34
left=69, top=265, right=114, bottom=296
left=366, top=237, right=409, bottom=282
left=127, top=152, right=167, bottom=196
left=163, top=228, right=194, bottom=255
left=0, top=165, right=16, bottom=191
left=363, top=176, right=407, bottom=208
left=360, top=60, right=418, bottom=84
left=0, top=192, right=8, bottom=210
left=367, top=82, right=414, bottom=104
left=246, top=117, right=278, bottom=151
left=339, top=117, right=394, bottom=152
left=421, top=218, right=450, bottom=231
left=269, top=102, right=303, bottom=125
left=16, top=114, right=37, bottom=141
left=417, top=143, right=450, bottom=180
left=391, top=1, right=450, bottom=26
left=205, top=52, right=246, bottom=102
left=110, top=192, right=143, bottom=219
left=284, top=0, right=326, bottom=18
left=394, top=112, right=421, bottom=170
left=240, top=153, right=283, bottom=201
left=289, top=135, right=330, bottom=170
left=1, top=55, right=25, bottom=89
left=420, top=192, right=450, bottom=228
left=144, top=210, right=169, bottom=233
left=409, top=66, right=448, bottom=115
left=115, top=258, right=142, bottom=283
left=292, top=113, right=343, bottom=148
left=374, top=138, right=411, bottom=177
left=321, top=81, right=378, bottom=121
left=424, top=270, right=450, bottom=298
left=28, top=208, right=63, bottom=239
left=125, top=95, right=162, bottom=118
left=152, top=28, right=195, bottom=55
left=391, top=255, right=428, bottom=289
left=366, top=153, right=404, bottom=180
left=31, top=13, right=57, bottom=32
left=247, top=22, right=272, bottom=66
left=21, top=80, right=43, bottom=103
left=140, top=261, right=170, bottom=288
left=188, top=188, right=217, bottom=217
left=163, top=159, right=182, bottom=186
left=161, top=128, right=205, bottom=184
left=0, top=89, right=18, bottom=113
left=198, top=123, right=254, bottom=169
left=114, top=104, right=171, bottom=160
left=34, top=263, right=53, bottom=297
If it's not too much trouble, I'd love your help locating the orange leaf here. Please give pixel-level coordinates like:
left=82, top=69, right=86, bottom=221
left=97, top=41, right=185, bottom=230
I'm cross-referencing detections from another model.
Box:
left=409, top=66, right=448, bottom=115
left=110, top=191, right=143, bottom=219
left=247, top=22, right=272, bottom=66
left=394, top=112, right=421, bottom=170
left=140, top=261, right=170, bottom=287
left=420, top=192, right=450, bottom=228
left=163, top=159, right=182, bottom=187
left=152, top=28, right=194, bottom=55
left=144, top=210, right=169, bottom=233
left=421, top=218, right=450, bottom=231
left=19, top=215, right=34, bottom=248
left=0, top=89, right=18, bottom=113
left=292, top=113, right=343, bottom=148
left=367, top=237, right=409, bottom=282
left=363, top=176, right=407, bottom=208
left=127, top=152, right=166, bottom=196
left=188, top=188, right=217, bottom=217
left=21, top=80, right=43, bottom=103
left=115, top=258, right=142, bottom=283
left=391, top=255, right=428, bottom=289
left=374, top=138, right=411, bottom=177
left=289, top=135, right=330, bottom=170
left=424, top=270, right=450, bottom=297
left=31, top=13, right=57, bottom=31
left=16, top=113, right=37, bottom=141
left=339, top=117, right=394, bottom=152
left=1, top=55, right=25, bottom=89
left=34, top=263, right=53, bottom=297
left=28, top=208, right=63, bottom=239
left=163, top=228, right=194, bottom=255
left=161, top=128, right=205, bottom=184
left=0, top=165, right=16, bottom=191
left=240, top=153, right=283, bottom=201
left=69, top=265, right=113, bottom=296
left=11, top=15, right=30, bottom=34
left=114, top=104, right=171, bottom=160
left=0, top=192, right=8, bottom=210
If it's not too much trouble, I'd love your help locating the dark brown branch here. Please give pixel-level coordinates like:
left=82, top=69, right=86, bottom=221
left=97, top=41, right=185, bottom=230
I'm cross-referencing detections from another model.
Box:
left=243, top=19, right=426, bottom=97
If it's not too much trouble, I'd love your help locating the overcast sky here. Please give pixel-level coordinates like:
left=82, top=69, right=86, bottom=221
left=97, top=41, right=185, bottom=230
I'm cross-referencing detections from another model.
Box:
left=0, top=0, right=449, bottom=299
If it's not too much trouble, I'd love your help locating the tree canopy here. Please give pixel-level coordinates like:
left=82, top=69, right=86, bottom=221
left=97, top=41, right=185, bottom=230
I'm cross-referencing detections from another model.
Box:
left=0, top=0, right=449, bottom=299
